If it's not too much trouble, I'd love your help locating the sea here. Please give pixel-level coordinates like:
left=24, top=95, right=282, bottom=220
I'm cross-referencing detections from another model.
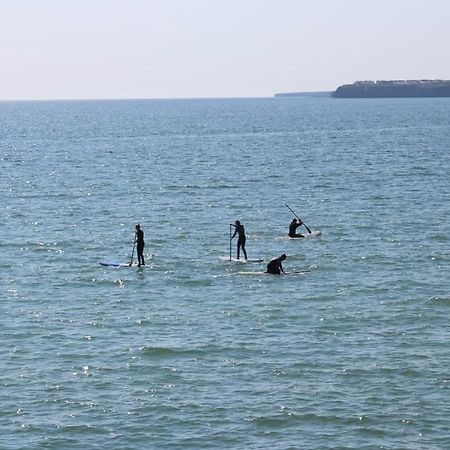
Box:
left=1, top=97, right=449, bottom=449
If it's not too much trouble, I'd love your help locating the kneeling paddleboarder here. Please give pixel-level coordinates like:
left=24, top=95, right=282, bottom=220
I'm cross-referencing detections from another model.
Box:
left=289, top=218, right=303, bottom=238
left=266, top=254, right=287, bottom=275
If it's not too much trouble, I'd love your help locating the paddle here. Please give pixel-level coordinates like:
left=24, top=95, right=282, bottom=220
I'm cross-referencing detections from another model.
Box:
left=285, top=204, right=312, bottom=234
left=129, top=236, right=136, bottom=266
left=229, top=224, right=232, bottom=261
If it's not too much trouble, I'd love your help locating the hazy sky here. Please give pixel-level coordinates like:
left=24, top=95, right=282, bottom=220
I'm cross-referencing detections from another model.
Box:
left=1, top=0, right=449, bottom=100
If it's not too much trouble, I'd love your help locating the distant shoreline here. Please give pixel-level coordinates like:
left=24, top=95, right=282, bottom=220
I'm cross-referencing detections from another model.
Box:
left=334, top=80, right=450, bottom=98
left=274, top=91, right=332, bottom=98
left=275, top=80, right=450, bottom=99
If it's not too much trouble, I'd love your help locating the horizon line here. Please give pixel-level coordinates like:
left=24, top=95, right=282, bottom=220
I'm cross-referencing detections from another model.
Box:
left=0, top=95, right=273, bottom=103
left=0, top=91, right=335, bottom=103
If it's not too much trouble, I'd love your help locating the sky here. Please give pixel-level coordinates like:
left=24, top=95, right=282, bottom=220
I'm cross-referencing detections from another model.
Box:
left=1, top=0, right=449, bottom=100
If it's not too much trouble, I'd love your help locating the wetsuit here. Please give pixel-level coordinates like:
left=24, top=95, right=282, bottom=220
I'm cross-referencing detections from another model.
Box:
left=266, top=256, right=284, bottom=275
left=136, top=229, right=145, bottom=266
left=289, top=219, right=303, bottom=238
left=232, top=224, right=247, bottom=260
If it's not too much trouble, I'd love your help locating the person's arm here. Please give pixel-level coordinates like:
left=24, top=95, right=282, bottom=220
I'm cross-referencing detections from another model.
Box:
left=231, top=228, right=237, bottom=239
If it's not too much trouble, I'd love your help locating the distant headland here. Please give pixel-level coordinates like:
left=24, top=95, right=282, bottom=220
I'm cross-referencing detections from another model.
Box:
left=333, top=80, right=450, bottom=98
left=274, top=79, right=450, bottom=99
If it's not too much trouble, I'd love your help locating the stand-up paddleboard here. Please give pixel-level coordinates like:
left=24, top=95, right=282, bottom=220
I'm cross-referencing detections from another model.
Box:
left=289, top=230, right=321, bottom=239
left=218, top=256, right=264, bottom=263
left=99, top=260, right=143, bottom=268
left=235, top=270, right=310, bottom=276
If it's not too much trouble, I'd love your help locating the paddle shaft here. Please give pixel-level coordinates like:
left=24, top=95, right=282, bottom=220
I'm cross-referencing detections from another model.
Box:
left=129, top=236, right=136, bottom=266
left=229, top=224, right=232, bottom=261
left=285, top=204, right=312, bottom=234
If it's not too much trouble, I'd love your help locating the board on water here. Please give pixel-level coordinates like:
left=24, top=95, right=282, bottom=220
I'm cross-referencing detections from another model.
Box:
left=235, top=270, right=310, bottom=276
left=288, top=230, right=321, bottom=239
left=99, top=260, right=143, bottom=268
left=218, top=256, right=264, bottom=263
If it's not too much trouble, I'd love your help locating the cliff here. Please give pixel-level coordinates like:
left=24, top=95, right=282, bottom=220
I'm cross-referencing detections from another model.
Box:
left=333, top=80, right=450, bottom=98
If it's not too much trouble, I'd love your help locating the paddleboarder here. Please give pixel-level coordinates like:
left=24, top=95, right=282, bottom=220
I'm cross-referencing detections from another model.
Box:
left=289, top=218, right=304, bottom=238
left=135, top=224, right=145, bottom=267
left=266, top=254, right=287, bottom=275
left=231, top=220, right=247, bottom=260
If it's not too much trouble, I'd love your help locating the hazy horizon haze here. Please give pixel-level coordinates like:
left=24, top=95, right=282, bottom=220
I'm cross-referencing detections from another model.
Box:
left=1, top=0, right=449, bottom=100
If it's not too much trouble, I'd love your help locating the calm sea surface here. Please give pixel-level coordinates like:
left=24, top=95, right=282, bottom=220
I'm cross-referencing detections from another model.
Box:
left=1, top=97, right=449, bottom=449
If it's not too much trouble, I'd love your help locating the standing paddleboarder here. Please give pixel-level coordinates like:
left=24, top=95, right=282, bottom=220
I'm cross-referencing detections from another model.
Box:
left=134, top=224, right=145, bottom=267
left=231, top=220, right=247, bottom=260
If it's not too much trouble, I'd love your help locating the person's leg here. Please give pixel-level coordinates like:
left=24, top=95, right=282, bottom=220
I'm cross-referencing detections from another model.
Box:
left=242, top=243, right=247, bottom=260
left=137, top=245, right=144, bottom=266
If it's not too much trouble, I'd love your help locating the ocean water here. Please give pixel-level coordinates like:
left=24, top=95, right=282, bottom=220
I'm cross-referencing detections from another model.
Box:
left=1, top=97, right=449, bottom=449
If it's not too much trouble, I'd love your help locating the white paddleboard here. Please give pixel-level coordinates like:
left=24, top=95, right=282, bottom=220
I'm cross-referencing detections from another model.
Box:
left=288, top=230, right=321, bottom=239
left=236, top=270, right=310, bottom=276
left=218, top=256, right=264, bottom=263
left=99, top=260, right=143, bottom=268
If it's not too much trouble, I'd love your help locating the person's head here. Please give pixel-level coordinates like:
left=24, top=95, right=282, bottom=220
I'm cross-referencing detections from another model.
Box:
left=135, top=224, right=140, bottom=230
left=280, top=253, right=287, bottom=260
left=235, top=220, right=240, bottom=226
left=291, top=218, right=297, bottom=223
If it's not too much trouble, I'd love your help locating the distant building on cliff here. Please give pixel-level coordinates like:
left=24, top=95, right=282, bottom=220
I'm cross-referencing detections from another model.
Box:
left=333, top=80, right=450, bottom=98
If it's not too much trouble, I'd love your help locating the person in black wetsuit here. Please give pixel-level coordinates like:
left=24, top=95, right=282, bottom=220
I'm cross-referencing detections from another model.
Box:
left=266, top=254, right=287, bottom=274
left=134, top=224, right=145, bottom=267
left=231, top=220, right=248, bottom=260
left=288, top=218, right=303, bottom=238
